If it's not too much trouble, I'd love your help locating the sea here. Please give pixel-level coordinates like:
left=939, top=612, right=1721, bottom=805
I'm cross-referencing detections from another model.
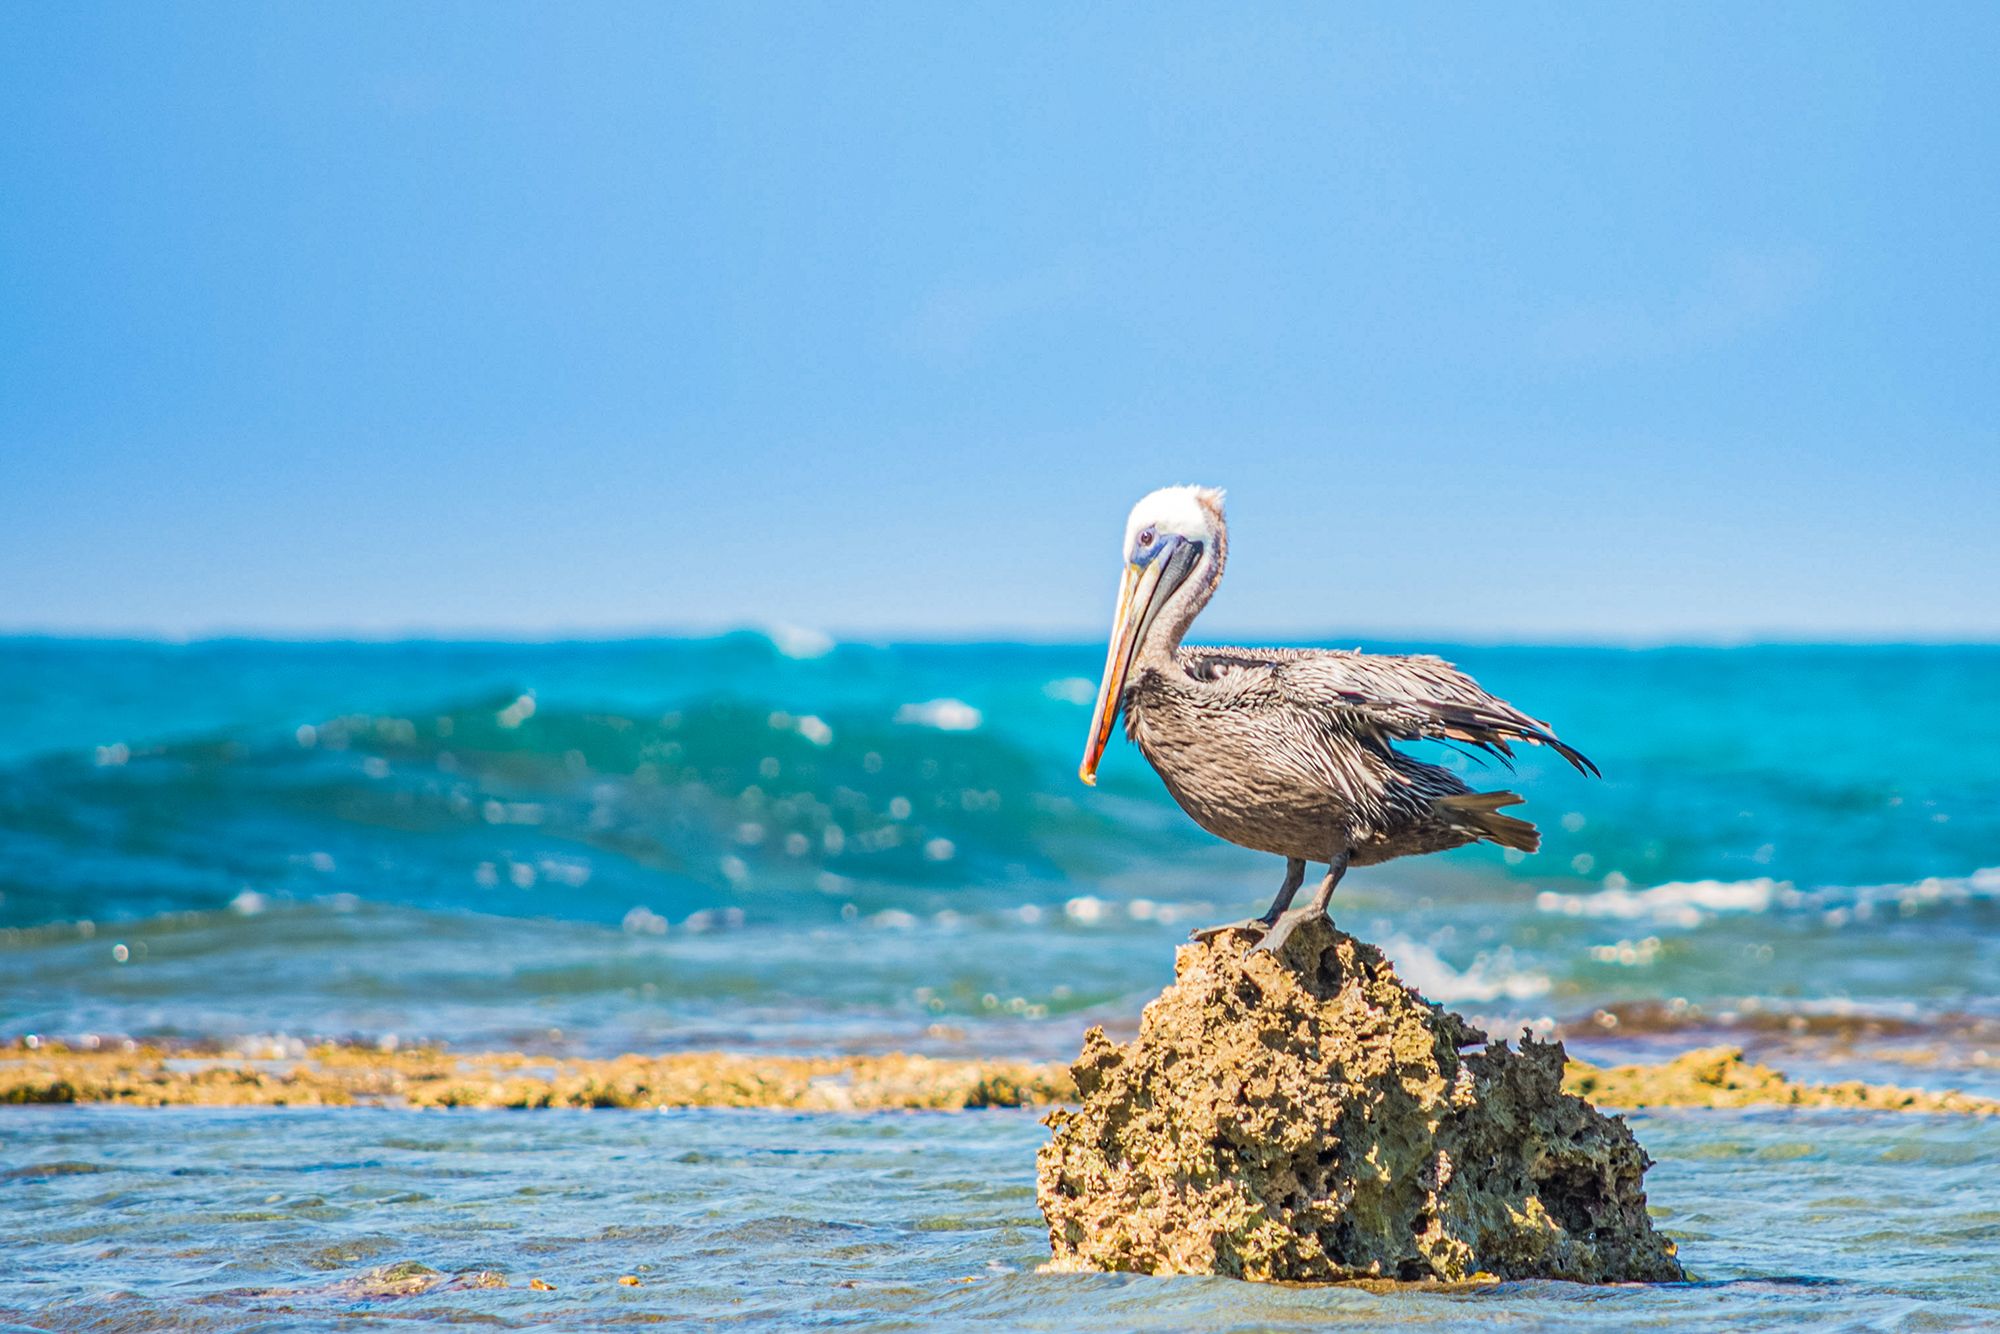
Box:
left=3, top=635, right=1996, bottom=1330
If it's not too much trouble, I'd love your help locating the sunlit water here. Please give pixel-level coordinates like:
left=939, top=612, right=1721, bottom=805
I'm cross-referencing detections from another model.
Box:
left=3, top=1106, right=1995, bottom=1332
left=3, top=637, right=1997, bottom=1327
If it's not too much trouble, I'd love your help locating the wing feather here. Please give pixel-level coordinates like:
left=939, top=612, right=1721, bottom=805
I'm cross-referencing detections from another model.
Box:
left=1178, top=646, right=1600, bottom=777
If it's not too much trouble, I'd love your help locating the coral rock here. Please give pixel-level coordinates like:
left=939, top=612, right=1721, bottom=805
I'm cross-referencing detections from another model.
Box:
left=1036, top=915, right=1684, bottom=1283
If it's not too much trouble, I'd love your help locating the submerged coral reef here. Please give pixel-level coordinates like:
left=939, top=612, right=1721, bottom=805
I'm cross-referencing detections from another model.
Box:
left=0, top=1042, right=1069, bottom=1111
left=2, top=1025, right=1989, bottom=1118
left=1568, top=1043, right=2000, bottom=1115
left=1037, top=917, right=1686, bottom=1283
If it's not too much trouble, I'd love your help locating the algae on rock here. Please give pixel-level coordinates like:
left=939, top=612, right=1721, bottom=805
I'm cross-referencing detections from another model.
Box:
left=1036, top=915, right=1685, bottom=1283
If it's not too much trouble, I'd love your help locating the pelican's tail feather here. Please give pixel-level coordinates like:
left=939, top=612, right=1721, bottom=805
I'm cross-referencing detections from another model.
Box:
left=1437, top=791, right=1540, bottom=853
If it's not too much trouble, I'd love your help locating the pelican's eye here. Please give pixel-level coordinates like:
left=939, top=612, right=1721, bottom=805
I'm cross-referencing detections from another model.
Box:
left=1138, top=527, right=1157, bottom=547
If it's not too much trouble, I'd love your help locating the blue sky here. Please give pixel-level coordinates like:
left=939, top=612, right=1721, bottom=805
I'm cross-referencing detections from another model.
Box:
left=2, top=4, right=1995, bottom=641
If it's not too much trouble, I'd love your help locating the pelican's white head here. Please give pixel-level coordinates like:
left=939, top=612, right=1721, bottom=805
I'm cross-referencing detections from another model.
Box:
left=1122, top=485, right=1225, bottom=562
left=1081, top=485, right=1227, bottom=785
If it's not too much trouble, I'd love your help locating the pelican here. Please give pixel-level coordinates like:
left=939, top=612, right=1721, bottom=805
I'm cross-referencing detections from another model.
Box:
left=1078, top=485, right=1597, bottom=954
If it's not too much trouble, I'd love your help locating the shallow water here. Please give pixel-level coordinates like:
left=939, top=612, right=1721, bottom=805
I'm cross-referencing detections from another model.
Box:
left=3, top=1105, right=1995, bottom=1332
left=3, top=636, right=1997, bottom=1328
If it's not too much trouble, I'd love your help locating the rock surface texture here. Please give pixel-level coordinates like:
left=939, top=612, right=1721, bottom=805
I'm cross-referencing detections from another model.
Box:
left=1037, top=916, right=1685, bottom=1283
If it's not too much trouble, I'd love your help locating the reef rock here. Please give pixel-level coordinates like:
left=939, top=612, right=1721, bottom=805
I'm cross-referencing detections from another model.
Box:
left=1037, top=916, right=1684, bottom=1283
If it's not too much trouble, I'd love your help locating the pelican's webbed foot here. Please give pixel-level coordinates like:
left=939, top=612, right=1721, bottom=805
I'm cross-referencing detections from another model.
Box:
left=1189, top=915, right=1277, bottom=944
left=1247, top=906, right=1329, bottom=958
left=1247, top=852, right=1351, bottom=959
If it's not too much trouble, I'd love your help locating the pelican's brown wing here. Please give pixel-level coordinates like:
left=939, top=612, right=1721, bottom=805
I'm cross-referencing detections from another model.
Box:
left=1179, top=646, right=1599, bottom=776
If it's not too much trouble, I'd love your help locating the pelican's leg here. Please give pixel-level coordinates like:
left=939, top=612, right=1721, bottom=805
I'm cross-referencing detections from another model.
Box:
left=1190, top=858, right=1306, bottom=942
left=1250, top=849, right=1352, bottom=956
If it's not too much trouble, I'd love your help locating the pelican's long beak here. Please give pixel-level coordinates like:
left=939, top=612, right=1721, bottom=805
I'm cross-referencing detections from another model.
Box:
left=1079, top=559, right=1165, bottom=785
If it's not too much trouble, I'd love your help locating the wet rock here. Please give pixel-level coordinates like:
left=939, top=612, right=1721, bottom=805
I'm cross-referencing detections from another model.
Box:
left=1566, top=1044, right=2000, bottom=1115
left=1037, top=916, right=1685, bottom=1283
left=335, top=1261, right=446, bottom=1298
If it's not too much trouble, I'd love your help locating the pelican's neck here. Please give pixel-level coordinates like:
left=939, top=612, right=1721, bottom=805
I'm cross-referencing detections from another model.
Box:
left=1136, top=524, right=1226, bottom=671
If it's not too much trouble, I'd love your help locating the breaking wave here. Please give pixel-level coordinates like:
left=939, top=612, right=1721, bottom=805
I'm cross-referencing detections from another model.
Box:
left=1536, top=868, right=2000, bottom=930
left=1376, top=936, right=1553, bottom=1004
left=0, top=683, right=1198, bottom=930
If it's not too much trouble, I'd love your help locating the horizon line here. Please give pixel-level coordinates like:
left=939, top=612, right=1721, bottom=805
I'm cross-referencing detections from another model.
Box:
left=3, top=624, right=1998, bottom=652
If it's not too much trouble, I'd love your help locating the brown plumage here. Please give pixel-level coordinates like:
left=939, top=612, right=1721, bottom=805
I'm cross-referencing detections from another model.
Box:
left=1078, top=485, right=1596, bottom=950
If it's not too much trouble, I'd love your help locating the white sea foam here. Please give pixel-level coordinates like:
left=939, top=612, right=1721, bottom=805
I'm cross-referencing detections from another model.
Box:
left=537, top=857, right=591, bottom=888
left=894, top=698, right=983, bottom=731
left=1536, top=877, right=1789, bottom=929
left=1588, top=936, right=1664, bottom=967
left=621, top=905, right=669, bottom=935
left=1043, top=677, right=1096, bottom=705
left=683, top=906, right=746, bottom=933
left=763, top=623, right=835, bottom=659
left=1378, top=937, right=1552, bottom=1004
left=1537, top=867, right=2000, bottom=930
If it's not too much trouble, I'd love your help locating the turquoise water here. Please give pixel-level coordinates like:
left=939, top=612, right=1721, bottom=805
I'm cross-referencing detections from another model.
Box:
left=2, top=636, right=1997, bottom=1327
left=3, top=1106, right=1995, bottom=1331
left=4, top=636, right=1996, bottom=1053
